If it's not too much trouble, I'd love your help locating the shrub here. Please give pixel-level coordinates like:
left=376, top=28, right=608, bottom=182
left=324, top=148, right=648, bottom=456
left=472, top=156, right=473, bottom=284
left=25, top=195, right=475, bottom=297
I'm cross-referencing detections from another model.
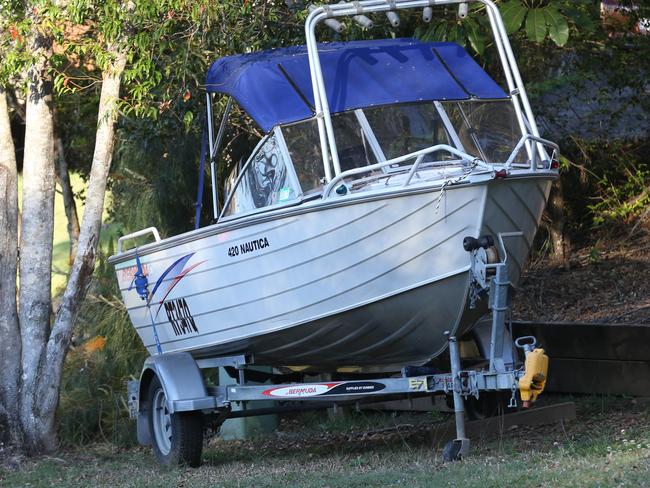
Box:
left=58, top=243, right=147, bottom=447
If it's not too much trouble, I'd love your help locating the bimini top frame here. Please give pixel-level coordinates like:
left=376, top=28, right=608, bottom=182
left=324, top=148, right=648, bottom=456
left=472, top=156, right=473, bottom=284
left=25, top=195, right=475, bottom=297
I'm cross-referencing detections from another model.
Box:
left=304, top=0, right=544, bottom=180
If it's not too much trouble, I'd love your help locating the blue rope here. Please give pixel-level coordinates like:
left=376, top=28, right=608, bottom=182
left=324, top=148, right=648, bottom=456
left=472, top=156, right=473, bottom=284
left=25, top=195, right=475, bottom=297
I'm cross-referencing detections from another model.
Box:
left=194, top=121, right=209, bottom=230
left=146, top=306, right=163, bottom=356
left=130, top=250, right=163, bottom=355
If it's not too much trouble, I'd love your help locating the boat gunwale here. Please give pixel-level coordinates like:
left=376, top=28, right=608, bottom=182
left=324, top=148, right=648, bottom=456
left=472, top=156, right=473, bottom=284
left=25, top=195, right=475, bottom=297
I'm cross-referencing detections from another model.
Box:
left=108, top=170, right=557, bottom=266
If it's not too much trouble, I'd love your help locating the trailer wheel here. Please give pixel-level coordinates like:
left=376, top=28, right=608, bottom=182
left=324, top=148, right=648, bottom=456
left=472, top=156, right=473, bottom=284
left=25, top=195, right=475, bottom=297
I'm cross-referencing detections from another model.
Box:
left=464, top=392, right=515, bottom=421
left=147, top=375, right=203, bottom=467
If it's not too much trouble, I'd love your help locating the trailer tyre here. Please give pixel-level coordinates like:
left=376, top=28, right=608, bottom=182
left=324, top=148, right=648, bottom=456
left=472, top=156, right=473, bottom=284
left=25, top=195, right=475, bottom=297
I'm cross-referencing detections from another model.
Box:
left=464, top=392, right=516, bottom=421
left=147, top=375, right=203, bottom=467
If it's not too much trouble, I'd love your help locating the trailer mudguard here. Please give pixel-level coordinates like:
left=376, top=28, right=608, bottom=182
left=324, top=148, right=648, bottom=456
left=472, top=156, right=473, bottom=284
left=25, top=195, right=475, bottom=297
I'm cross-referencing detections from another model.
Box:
left=136, top=353, right=217, bottom=446
left=140, top=352, right=217, bottom=414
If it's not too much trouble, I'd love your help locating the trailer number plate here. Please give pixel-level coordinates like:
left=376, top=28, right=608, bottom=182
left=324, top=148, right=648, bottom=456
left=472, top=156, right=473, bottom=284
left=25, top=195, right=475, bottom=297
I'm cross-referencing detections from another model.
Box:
left=408, top=377, right=427, bottom=391
left=432, top=376, right=455, bottom=391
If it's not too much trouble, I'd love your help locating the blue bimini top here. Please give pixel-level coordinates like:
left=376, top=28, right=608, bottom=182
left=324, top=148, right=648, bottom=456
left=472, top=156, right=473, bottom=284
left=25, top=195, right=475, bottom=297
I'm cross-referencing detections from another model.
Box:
left=206, top=38, right=508, bottom=133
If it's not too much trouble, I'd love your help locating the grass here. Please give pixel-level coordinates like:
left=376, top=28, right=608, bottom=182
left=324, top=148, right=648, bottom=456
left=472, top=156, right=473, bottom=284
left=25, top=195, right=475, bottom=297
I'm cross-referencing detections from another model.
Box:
left=2, top=397, right=649, bottom=487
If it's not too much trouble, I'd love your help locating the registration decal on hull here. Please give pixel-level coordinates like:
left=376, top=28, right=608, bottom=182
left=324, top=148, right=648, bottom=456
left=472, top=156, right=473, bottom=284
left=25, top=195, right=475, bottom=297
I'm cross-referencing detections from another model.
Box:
left=164, top=297, right=199, bottom=336
left=262, top=381, right=386, bottom=398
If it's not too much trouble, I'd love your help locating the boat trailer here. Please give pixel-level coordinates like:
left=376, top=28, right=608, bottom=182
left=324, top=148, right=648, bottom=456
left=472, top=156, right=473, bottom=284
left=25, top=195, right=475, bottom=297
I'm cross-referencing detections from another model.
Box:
left=128, top=235, right=549, bottom=465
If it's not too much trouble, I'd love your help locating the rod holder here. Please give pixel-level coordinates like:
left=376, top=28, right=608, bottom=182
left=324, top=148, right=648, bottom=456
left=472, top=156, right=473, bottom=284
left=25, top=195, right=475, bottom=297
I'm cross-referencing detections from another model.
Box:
left=386, top=10, right=400, bottom=27
left=353, top=13, right=374, bottom=28
left=423, top=6, right=433, bottom=22
left=309, top=4, right=345, bottom=32
left=458, top=2, right=468, bottom=19
left=341, top=0, right=374, bottom=28
left=325, top=17, right=345, bottom=32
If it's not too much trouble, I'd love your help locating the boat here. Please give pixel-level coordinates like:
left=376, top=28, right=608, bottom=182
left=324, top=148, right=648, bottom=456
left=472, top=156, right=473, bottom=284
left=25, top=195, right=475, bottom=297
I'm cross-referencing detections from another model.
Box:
left=109, top=1, right=559, bottom=371
left=112, top=0, right=559, bottom=467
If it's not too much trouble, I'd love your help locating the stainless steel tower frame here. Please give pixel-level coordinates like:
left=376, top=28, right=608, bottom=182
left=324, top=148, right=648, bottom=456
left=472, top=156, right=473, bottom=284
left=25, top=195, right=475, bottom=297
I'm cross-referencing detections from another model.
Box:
left=303, top=0, right=545, bottom=180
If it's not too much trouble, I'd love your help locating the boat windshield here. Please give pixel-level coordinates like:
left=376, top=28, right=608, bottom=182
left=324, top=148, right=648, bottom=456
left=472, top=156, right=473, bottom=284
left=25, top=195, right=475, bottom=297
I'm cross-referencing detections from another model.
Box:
left=281, top=100, right=524, bottom=195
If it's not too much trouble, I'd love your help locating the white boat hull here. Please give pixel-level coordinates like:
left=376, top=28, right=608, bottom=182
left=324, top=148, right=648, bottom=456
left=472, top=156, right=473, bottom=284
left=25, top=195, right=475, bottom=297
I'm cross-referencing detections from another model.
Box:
left=111, top=174, right=552, bottom=367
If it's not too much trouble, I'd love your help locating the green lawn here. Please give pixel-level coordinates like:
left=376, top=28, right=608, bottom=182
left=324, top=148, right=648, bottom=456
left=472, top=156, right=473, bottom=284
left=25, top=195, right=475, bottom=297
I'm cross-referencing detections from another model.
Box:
left=2, top=398, right=649, bottom=487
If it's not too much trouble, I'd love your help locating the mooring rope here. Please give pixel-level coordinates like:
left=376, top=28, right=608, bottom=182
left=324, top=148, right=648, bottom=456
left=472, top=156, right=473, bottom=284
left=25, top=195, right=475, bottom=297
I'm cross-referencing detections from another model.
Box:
left=433, top=158, right=483, bottom=214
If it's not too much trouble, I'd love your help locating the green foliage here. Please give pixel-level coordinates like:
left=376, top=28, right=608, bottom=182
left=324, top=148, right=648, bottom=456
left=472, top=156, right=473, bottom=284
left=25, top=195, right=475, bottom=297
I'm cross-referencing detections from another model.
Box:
left=589, top=246, right=602, bottom=264
left=56, top=89, right=103, bottom=178
left=559, top=139, right=650, bottom=235
left=586, top=141, right=650, bottom=227
left=501, top=1, right=571, bottom=46
left=413, top=0, right=598, bottom=61
left=416, top=4, right=491, bottom=56
left=110, top=110, right=204, bottom=237
left=500, top=1, right=528, bottom=34
left=58, top=244, right=147, bottom=446
left=112, top=2, right=305, bottom=118
left=544, top=7, right=569, bottom=46
left=0, top=0, right=71, bottom=86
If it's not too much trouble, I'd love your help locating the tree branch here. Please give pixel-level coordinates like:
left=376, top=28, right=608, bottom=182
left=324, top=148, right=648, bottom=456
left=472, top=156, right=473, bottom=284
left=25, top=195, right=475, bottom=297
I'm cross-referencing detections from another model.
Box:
left=54, top=133, right=80, bottom=264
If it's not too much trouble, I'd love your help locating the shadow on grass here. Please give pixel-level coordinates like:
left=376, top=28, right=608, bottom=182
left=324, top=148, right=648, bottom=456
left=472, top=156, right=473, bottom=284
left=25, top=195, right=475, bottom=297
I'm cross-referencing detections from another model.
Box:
left=202, top=395, right=650, bottom=468
left=202, top=410, right=459, bottom=467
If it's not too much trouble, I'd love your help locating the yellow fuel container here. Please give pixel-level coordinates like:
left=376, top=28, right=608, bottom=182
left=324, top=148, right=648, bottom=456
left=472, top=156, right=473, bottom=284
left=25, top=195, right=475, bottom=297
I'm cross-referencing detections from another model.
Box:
left=519, top=348, right=548, bottom=408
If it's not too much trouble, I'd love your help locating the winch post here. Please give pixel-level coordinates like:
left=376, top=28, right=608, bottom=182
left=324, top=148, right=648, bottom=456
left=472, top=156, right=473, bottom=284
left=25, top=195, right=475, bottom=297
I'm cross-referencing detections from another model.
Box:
left=489, top=262, right=509, bottom=373
left=446, top=333, right=470, bottom=460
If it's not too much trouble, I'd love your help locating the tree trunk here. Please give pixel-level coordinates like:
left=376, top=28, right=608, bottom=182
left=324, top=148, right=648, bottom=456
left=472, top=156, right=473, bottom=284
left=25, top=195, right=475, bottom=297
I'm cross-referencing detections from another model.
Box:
left=547, top=178, right=571, bottom=270
left=0, top=88, right=22, bottom=448
left=39, top=46, right=128, bottom=448
left=18, top=31, right=57, bottom=454
left=55, top=136, right=80, bottom=263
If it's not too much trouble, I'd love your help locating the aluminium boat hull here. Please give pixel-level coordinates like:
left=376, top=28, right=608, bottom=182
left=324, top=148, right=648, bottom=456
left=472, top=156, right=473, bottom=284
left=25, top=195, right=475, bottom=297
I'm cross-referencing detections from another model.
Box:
left=111, top=173, right=552, bottom=367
